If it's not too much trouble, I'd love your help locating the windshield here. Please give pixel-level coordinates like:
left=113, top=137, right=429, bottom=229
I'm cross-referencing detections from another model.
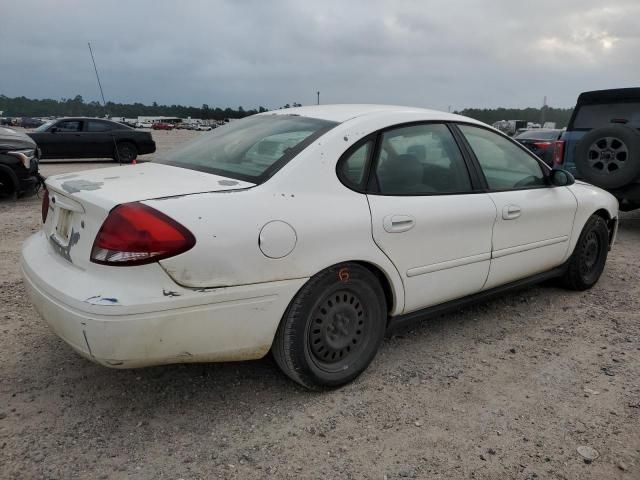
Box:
left=34, top=121, right=55, bottom=132
left=155, top=115, right=337, bottom=182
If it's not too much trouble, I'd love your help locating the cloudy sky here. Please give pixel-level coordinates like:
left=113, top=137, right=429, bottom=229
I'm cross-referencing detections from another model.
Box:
left=1, top=0, right=638, bottom=111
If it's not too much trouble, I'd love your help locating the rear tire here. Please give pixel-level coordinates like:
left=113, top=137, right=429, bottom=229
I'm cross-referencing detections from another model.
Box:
left=272, top=263, right=387, bottom=389
left=115, top=142, right=137, bottom=164
left=561, top=215, right=609, bottom=291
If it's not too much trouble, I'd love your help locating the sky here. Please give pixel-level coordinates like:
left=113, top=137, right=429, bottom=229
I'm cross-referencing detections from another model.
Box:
left=1, top=0, right=639, bottom=111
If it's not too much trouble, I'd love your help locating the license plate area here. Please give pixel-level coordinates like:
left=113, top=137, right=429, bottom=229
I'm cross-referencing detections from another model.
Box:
left=55, top=208, right=73, bottom=242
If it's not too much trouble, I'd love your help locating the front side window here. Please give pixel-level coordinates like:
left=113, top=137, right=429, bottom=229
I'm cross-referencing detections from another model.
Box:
left=458, top=124, right=546, bottom=190
left=374, top=123, right=472, bottom=195
left=156, top=115, right=337, bottom=182
left=56, top=120, right=82, bottom=132
left=87, top=121, right=113, bottom=132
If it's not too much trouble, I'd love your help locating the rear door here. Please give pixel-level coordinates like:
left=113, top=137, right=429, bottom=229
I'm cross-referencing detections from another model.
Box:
left=82, top=120, right=116, bottom=157
left=364, top=123, right=497, bottom=313
left=457, top=124, right=577, bottom=289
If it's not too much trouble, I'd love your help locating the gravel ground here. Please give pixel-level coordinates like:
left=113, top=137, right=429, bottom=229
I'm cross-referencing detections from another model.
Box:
left=0, top=129, right=638, bottom=479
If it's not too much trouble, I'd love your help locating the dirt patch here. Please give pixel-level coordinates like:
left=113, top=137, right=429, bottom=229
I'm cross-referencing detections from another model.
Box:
left=0, top=139, right=638, bottom=478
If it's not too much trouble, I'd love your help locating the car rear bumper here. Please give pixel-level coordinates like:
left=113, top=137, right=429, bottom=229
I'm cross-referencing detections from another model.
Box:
left=21, top=232, right=307, bottom=368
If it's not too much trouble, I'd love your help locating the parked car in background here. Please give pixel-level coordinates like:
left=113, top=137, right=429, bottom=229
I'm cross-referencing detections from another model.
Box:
left=514, top=129, right=563, bottom=166
left=28, top=117, right=156, bottom=163
left=135, top=121, right=153, bottom=128
left=22, top=105, right=618, bottom=389
left=151, top=122, right=174, bottom=131
left=196, top=124, right=212, bottom=131
left=20, top=117, right=45, bottom=128
left=554, top=88, right=640, bottom=211
left=0, top=127, right=41, bottom=198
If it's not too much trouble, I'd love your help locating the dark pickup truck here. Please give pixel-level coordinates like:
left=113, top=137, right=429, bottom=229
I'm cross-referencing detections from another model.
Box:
left=553, top=88, right=640, bottom=211
left=28, top=117, right=156, bottom=163
left=0, top=127, right=41, bottom=198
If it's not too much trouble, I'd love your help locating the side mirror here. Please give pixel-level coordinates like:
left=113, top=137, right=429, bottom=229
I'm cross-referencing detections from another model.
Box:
left=50, top=127, right=58, bottom=133
left=550, top=168, right=575, bottom=187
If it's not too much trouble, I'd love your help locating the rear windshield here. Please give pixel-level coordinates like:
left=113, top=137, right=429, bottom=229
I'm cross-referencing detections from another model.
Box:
left=155, top=115, right=337, bottom=182
left=515, top=129, right=561, bottom=140
left=573, top=103, right=640, bottom=129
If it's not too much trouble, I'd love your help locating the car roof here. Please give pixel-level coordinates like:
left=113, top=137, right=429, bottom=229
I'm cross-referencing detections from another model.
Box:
left=576, top=88, right=640, bottom=105
left=261, top=104, right=480, bottom=124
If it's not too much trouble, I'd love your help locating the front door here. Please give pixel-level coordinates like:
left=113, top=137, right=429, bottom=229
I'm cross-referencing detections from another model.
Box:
left=457, top=124, right=578, bottom=289
left=366, top=123, right=497, bottom=313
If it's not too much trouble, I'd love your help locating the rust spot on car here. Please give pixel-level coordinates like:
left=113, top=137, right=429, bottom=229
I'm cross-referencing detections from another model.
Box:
left=60, top=179, right=104, bottom=193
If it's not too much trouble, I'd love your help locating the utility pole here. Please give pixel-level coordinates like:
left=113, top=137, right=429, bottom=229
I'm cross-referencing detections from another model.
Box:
left=541, top=95, right=547, bottom=125
left=317, top=91, right=320, bottom=105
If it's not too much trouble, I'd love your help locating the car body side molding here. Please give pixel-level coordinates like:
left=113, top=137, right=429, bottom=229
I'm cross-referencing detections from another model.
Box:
left=387, top=262, right=567, bottom=334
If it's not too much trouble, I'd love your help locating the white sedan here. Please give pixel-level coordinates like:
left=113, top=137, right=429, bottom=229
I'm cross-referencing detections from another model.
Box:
left=21, top=105, right=618, bottom=389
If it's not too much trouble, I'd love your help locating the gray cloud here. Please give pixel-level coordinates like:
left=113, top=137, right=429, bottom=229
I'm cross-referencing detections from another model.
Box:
left=1, top=0, right=638, bottom=110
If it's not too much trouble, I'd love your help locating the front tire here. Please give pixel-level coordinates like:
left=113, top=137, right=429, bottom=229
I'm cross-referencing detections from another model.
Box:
left=273, top=263, right=387, bottom=389
left=561, top=215, right=609, bottom=291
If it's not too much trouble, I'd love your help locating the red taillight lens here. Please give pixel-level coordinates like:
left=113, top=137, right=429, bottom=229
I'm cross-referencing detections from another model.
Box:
left=533, top=141, right=553, bottom=150
left=553, top=140, right=565, bottom=166
left=41, top=189, right=49, bottom=223
left=91, top=203, right=196, bottom=266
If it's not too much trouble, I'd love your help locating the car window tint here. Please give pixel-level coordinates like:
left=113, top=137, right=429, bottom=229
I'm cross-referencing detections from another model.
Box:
left=87, top=121, right=113, bottom=132
left=56, top=121, right=81, bottom=132
left=374, top=123, right=472, bottom=195
left=515, top=129, right=561, bottom=140
left=459, top=124, right=546, bottom=190
left=338, top=141, right=372, bottom=188
left=573, top=103, right=640, bottom=129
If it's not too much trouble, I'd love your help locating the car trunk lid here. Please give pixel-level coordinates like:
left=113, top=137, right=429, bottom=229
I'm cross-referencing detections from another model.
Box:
left=43, top=162, right=254, bottom=269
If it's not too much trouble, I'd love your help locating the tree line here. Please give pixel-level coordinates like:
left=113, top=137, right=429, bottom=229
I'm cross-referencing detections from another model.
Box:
left=455, top=106, right=574, bottom=128
left=1, top=94, right=573, bottom=127
left=0, top=95, right=274, bottom=120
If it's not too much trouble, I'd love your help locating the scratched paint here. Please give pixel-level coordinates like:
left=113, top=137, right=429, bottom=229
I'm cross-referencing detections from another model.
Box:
left=48, top=229, right=80, bottom=263
left=84, top=295, right=119, bottom=305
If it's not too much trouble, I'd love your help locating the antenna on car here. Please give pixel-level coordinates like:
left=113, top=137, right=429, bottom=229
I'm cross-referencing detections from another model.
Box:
left=88, top=42, right=122, bottom=165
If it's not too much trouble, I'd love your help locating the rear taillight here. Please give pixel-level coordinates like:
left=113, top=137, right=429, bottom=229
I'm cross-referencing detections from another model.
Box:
left=553, top=140, right=565, bottom=166
left=533, top=141, right=553, bottom=150
left=41, top=189, right=49, bottom=223
left=90, top=203, right=195, bottom=266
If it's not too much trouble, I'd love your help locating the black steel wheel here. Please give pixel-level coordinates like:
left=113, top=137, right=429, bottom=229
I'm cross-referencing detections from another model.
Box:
left=562, top=215, right=609, bottom=291
left=115, top=142, right=138, bottom=163
left=273, top=263, right=387, bottom=389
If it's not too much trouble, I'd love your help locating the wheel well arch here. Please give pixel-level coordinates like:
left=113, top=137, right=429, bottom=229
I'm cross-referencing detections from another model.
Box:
left=592, top=208, right=617, bottom=247
left=351, top=260, right=397, bottom=316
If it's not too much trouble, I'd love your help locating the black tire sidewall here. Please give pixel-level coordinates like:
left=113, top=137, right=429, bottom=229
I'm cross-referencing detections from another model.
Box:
left=116, top=142, right=137, bottom=163
left=575, top=126, right=640, bottom=189
left=569, top=216, right=609, bottom=289
left=279, top=264, right=386, bottom=388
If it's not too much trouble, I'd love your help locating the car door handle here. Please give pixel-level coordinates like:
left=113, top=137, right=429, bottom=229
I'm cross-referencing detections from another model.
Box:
left=502, top=205, right=522, bottom=220
left=383, top=215, right=415, bottom=233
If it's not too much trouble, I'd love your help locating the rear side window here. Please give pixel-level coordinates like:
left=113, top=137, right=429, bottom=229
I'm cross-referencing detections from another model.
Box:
left=573, top=103, right=640, bottom=129
left=87, top=121, right=113, bottom=132
left=156, top=115, right=337, bottom=183
left=459, top=124, right=545, bottom=191
left=338, top=140, right=373, bottom=189
left=374, top=123, right=472, bottom=195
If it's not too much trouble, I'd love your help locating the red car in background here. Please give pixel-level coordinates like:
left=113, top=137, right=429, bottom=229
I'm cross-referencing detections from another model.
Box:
left=152, top=122, right=175, bottom=130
